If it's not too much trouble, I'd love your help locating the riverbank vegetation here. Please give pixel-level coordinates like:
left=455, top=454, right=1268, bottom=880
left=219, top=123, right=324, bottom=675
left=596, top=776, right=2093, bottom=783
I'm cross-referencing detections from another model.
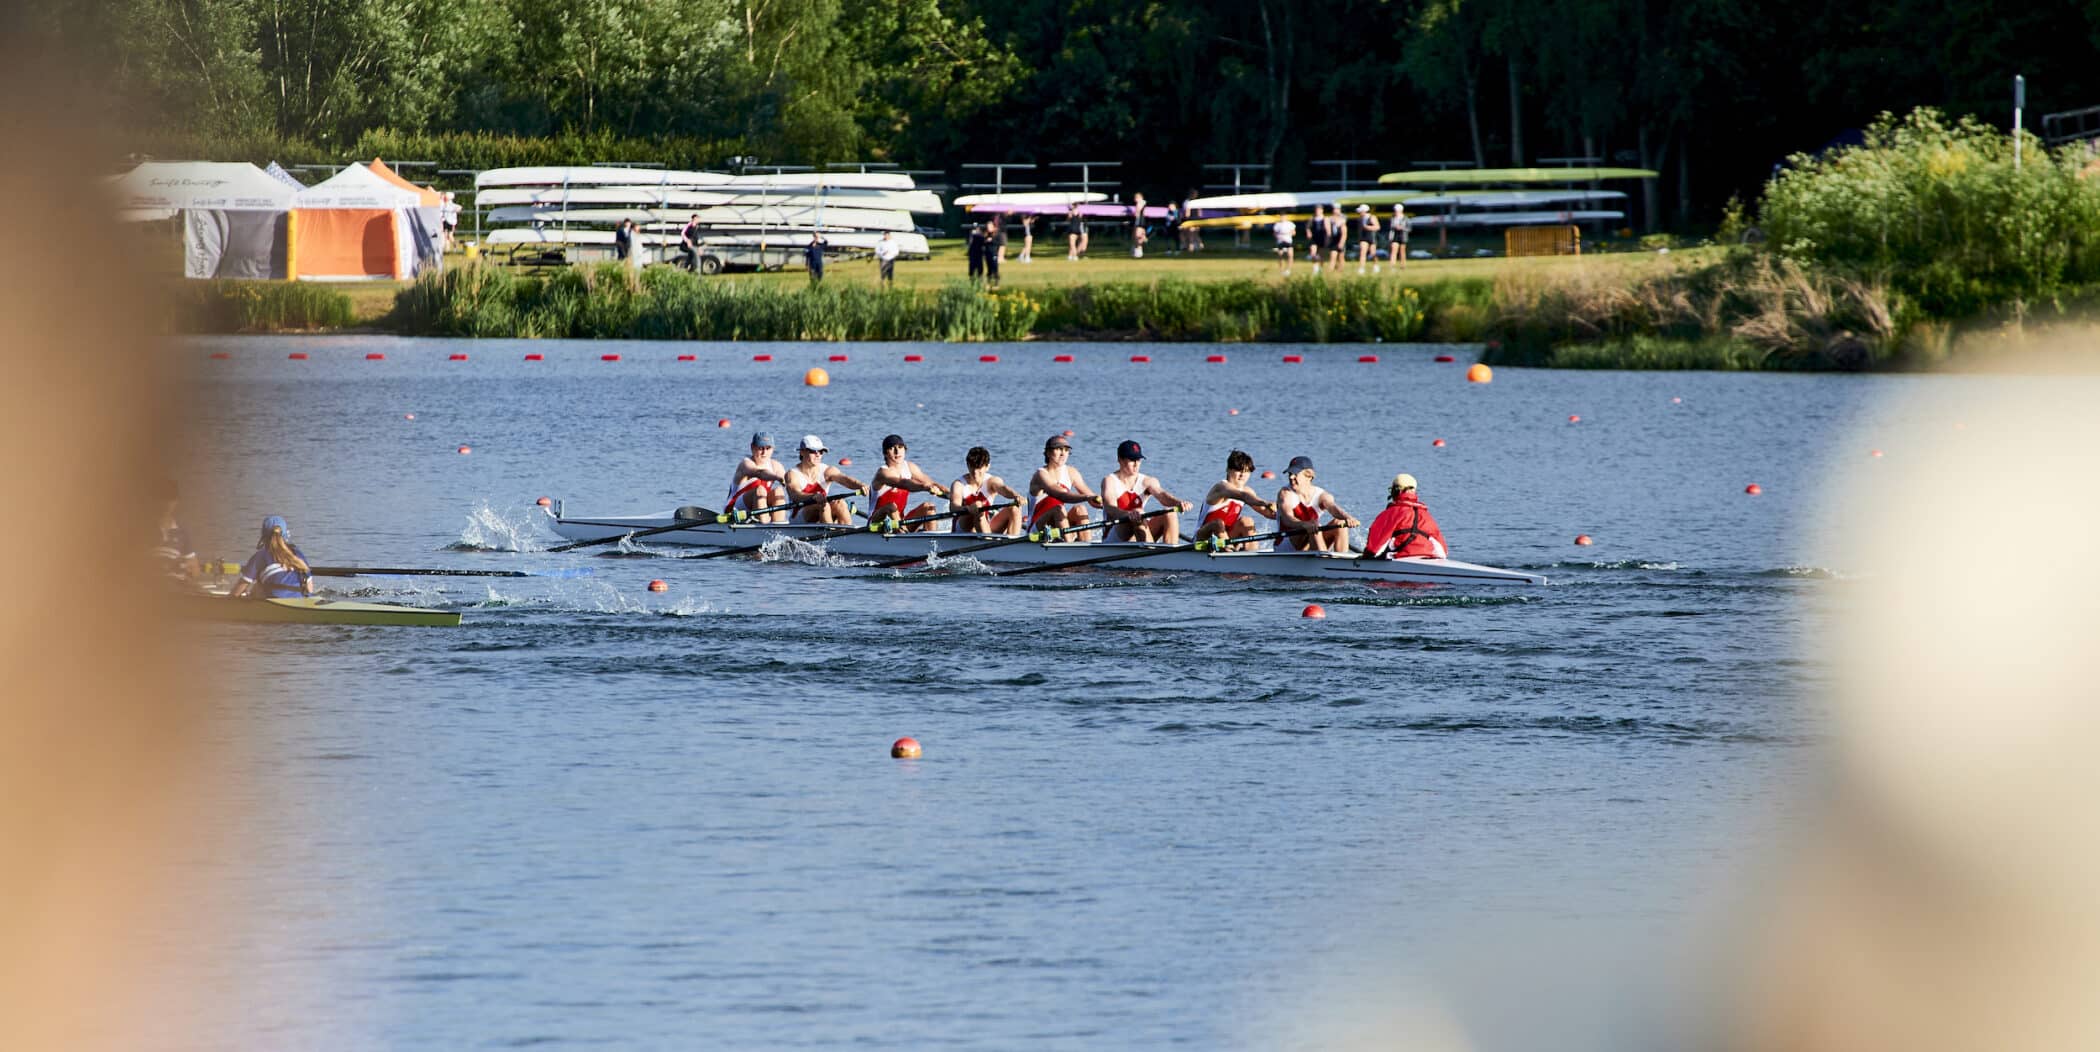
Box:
left=176, top=281, right=355, bottom=333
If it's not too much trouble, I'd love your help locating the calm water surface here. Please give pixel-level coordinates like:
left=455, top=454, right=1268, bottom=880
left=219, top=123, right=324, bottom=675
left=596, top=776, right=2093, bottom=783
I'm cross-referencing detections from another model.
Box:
left=164, top=337, right=2001, bottom=1048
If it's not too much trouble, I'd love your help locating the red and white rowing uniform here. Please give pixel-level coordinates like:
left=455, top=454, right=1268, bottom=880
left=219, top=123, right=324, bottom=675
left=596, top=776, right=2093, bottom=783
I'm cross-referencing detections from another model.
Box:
left=1107, top=474, right=1148, bottom=514
left=1029, top=465, right=1088, bottom=529
left=952, top=479, right=992, bottom=508
left=727, top=474, right=781, bottom=509
left=871, top=478, right=913, bottom=521
left=1276, top=485, right=1330, bottom=551
left=1202, top=497, right=1246, bottom=529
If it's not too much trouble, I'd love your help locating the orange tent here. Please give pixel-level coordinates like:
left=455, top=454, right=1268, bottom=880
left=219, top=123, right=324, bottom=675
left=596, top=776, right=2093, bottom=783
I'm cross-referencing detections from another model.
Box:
left=287, top=163, right=421, bottom=280
left=368, top=158, right=442, bottom=206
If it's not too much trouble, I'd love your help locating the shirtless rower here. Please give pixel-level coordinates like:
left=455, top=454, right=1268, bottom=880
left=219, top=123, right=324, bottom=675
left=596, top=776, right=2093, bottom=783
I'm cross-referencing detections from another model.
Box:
left=868, top=434, right=948, bottom=532
left=1194, top=449, right=1279, bottom=551
left=1027, top=434, right=1102, bottom=532
left=1099, top=439, right=1193, bottom=543
left=1274, top=456, right=1360, bottom=553
left=949, top=446, right=1024, bottom=535
left=727, top=432, right=789, bottom=522
left=783, top=434, right=866, bottom=524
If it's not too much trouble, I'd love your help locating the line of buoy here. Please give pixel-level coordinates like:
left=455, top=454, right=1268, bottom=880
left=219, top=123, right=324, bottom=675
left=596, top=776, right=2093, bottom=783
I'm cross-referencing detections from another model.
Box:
left=1434, top=354, right=1457, bottom=363
left=1574, top=534, right=1593, bottom=546
left=1131, top=355, right=1151, bottom=363
left=1302, top=604, right=1326, bottom=620
left=365, top=352, right=385, bottom=361
left=601, top=354, right=620, bottom=361
left=1206, top=354, right=1227, bottom=363
left=1432, top=438, right=1445, bottom=447
left=1744, top=483, right=1762, bottom=495
left=677, top=354, right=696, bottom=361
left=1054, top=354, right=1074, bottom=363
left=1358, top=354, right=1379, bottom=363
left=904, top=354, right=923, bottom=362
left=456, top=445, right=471, bottom=455
left=979, top=354, right=999, bottom=363
left=828, top=354, right=849, bottom=362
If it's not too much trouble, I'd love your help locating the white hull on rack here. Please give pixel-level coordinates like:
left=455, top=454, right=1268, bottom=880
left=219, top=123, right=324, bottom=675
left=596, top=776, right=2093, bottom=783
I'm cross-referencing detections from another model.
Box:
left=545, top=508, right=1546, bottom=586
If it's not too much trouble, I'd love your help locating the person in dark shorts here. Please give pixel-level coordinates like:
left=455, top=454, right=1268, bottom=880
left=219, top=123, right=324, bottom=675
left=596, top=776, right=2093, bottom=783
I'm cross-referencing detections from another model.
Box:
left=804, top=233, right=826, bottom=284
left=966, top=223, right=986, bottom=282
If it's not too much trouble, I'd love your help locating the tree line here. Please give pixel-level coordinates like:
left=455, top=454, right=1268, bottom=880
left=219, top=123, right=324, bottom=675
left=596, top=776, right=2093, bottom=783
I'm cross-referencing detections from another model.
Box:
left=24, top=0, right=2100, bottom=225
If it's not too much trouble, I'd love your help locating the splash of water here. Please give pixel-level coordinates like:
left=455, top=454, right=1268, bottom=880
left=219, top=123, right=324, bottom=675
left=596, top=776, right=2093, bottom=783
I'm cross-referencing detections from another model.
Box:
left=450, top=501, right=549, bottom=553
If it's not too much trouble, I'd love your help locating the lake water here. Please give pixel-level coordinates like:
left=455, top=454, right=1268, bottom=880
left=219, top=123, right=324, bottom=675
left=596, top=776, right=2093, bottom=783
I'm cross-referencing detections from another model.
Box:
left=166, top=337, right=1969, bottom=1047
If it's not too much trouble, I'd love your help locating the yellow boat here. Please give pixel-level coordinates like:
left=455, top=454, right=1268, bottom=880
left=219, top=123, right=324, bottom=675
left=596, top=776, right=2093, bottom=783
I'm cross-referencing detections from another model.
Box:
left=190, top=594, right=462, bottom=627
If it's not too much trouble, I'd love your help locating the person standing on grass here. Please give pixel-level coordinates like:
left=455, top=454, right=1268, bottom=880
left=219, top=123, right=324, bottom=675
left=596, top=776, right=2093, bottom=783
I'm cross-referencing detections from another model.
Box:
left=874, top=230, right=899, bottom=286
left=679, top=214, right=702, bottom=271
left=1353, top=204, right=1381, bottom=273
left=804, top=232, right=826, bottom=284
left=1273, top=214, right=1296, bottom=275
left=1323, top=207, right=1346, bottom=277
left=1131, top=193, right=1148, bottom=258
left=1019, top=215, right=1035, bottom=263
left=1181, top=188, right=1204, bottom=253
left=1162, top=201, right=1179, bottom=255
left=1309, top=205, right=1328, bottom=273
left=985, top=221, right=1003, bottom=287
left=967, top=222, right=987, bottom=282
left=1389, top=204, right=1410, bottom=268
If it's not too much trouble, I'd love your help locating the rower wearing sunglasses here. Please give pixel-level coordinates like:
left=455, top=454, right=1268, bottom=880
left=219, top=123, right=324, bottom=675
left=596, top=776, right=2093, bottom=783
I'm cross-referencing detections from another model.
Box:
left=1274, top=456, right=1359, bottom=553
left=783, top=435, right=866, bottom=525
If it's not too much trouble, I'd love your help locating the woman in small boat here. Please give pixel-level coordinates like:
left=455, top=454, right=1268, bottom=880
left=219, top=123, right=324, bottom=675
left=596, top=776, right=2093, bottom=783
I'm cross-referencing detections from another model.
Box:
left=227, top=515, right=314, bottom=599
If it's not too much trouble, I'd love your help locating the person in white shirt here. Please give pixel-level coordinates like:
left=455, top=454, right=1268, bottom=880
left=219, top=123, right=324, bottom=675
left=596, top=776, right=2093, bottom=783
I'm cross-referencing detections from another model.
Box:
left=874, top=230, right=900, bottom=286
left=1273, top=216, right=1296, bottom=275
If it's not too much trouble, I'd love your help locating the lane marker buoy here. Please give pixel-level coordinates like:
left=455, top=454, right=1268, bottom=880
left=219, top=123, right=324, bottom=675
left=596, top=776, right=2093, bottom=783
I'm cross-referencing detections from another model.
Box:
left=1574, top=534, right=1593, bottom=546
left=365, top=353, right=385, bottom=361
left=525, top=353, right=544, bottom=361
left=753, top=353, right=773, bottom=362
left=717, top=419, right=731, bottom=428
left=1432, top=438, right=1445, bottom=447
left=601, top=354, right=620, bottom=361
left=1568, top=414, right=1581, bottom=423
left=979, top=354, right=999, bottom=363
left=1358, top=355, right=1379, bottom=363
left=1282, top=355, right=1304, bottom=363
left=1207, top=354, right=1227, bottom=363
left=647, top=579, right=668, bottom=593
left=1745, top=483, right=1762, bottom=495
left=1131, top=355, right=1151, bottom=363
left=288, top=352, right=308, bottom=360
left=805, top=367, right=830, bottom=387
left=536, top=497, right=551, bottom=507
left=1054, top=354, right=1074, bottom=363
left=904, top=354, right=923, bottom=362
left=1302, top=604, right=1327, bottom=620
left=449, top=353, right=469, bottom=361
left=457, top=445, right=471, bottom=455
left=828, top=354, right=849, bottom=362
left=891, top=737, right=922, bottom=759
left=1466, top=363, right=1492, bottom=383
left=677, top=354, right=696, bottom=361
left=1435, top=354, right=1456, bottom=363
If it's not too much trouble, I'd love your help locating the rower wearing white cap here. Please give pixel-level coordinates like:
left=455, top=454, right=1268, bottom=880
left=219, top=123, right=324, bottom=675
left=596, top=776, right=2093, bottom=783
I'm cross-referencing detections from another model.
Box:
left=1274, top=456, right=1359, bottom=553
left=784, top=435, right=866, bottom=525
left=1194, top=449, right=1279, bottom=551
left=728, top=432, right=789, bottom=522
left=1028, top=434, right=1102, bottom=532
left=950, top=446, right=1025, bottom=535
left=868, top=434, right=948, bottom=532
left=1100, top=439, right=1193, bottom=543
left=1352, top=204, right=1380, bottom=272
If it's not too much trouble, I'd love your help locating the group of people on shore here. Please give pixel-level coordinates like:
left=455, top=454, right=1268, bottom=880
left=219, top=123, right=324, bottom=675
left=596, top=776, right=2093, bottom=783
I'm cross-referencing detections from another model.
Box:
left=1272, top=203, right=1410, bottom=275
left=721, top=432, right=1449, bottom=559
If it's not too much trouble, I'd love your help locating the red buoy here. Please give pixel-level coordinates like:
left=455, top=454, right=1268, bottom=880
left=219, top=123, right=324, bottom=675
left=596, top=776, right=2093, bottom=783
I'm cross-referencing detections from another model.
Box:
left=208, top=352, right=230, bottom=360
left=1671, top=397, right=1683, bottom=404
left=403, top=413, right=415, bottom=421
left=891, top=737, right=922, bottom=759
left=536, top=497, right=551, bottom=507
left=1870, top=449, right=1884, bottom=458
left=601, top=354, right=620, bottom=361
left=903, top=354, right=923, bottom=362
left=1262, top=470, right=1275, bottom=479
left=1053, top=354, right=1075, bottom=363
left=717, top=418, right=731, bottom=428
left=365, top=352, right=385, bottom=360
left=1229, top=408, right=1241, bottom=416
left=753, top=353, right=773, bottom=362
left=1568, top=414, right=1581, bottom=423
left=1302, top=604, right=1327, bottom=620
left=1063, top=430, right=1075, bottom=437
left=1206, top=354, right=1227, bottom=363
left=1282, top=355, right=1304, bottom=363
left=1745, top=483, right=1762, bottom=495
left=287, top=352, right=308, bottom=360
left=449, top=353, right=468, bottom=361
left=1358, top=355, right=1379, bottom=363
left=525, top=353, right=544, bottom=361
left=829, top=354, right=849, bottom=362
left=1574, top=534, right=1593, bottom=546
left=457, top=445, right=471, bottom=455
left=837, top=457, right=853, bottom=466
left=979, top=354, right=999, bottom=362
left=677, top=354, right=696, bottom=361
left=1434, top=354, right=1457, bottom=363
left=1130, top=355, right=1151, bottom=363
left=1432, top=438, right=1446, bottom=447
left=647, top=579, right=668, bottom=593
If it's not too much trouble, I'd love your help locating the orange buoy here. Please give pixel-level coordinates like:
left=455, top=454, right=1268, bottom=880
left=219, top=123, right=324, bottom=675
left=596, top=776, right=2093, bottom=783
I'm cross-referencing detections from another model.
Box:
left=1054, top=354, right=1075, bottom=363
left=717, top=418, right=731, bottom=428
left=804, top=367, right=831, bottom=387
left=828, top=353, right=849, bottom=362
left=457, top=445, right=471, bottom=455
left=525, top=353, right=544, bottom=361
left=1206, top=354, right=1227, bottom=363
left=1302, top=604, right=1327, bottom=620
left=1466, top=363, right=1492, bottom=383
left=677, top=354, right=696, bottom=361
left=1574, top=534, right=1593, bottom=546
left=1432, top=438, right=1445, bottom=447
left=1568, top=414, right=1581, bottom=423
left=1434, top=354, right=1456, bottom=363
left=753, top=353, right=773, bottom=362
left=837, top=457, right=853, bottom=466
left=1229, top=408, right=1240, bottom=416
left=288, top=352, right=308, bottom=360
left=449, top=353, right=469, bottom=361
left=1063, top=430, right=1074, bottom=437
left=647, top=579, right=668, bottom=593
left=1261, top=470, right=1275, bottom=479
left=404, top=413, right=415, bottom=421
left=1745, top=483, right=1762, bottom=495
left=536, top=496, right=552, bottom=507
left=1870, top=449, right=1884, bottom=458
left=904, top=354, right=924, bottom=362
left=1282, top=355, right=1304, bottom=363
left=891, top=737, right=922, bottom=759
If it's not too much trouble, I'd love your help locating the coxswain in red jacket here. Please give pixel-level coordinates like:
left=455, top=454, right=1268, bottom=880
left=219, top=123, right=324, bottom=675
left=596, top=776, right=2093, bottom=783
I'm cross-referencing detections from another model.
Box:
left=1364, top=474, right=1448, bottom=559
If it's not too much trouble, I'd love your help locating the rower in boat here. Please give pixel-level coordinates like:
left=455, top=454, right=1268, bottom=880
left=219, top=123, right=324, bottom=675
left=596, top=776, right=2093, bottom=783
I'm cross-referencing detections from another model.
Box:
left=1028, top=433, right=1102, bottom=532
left=1100, top=439, right=1193, bottom=543
left=727, top=432, right=789, bottom=523
left=783, top=435, right=866, bottom=525
left=226, top=515, right=314, bottom=599
left=155, top=478, right=202, bottom=584
left=1275, top=456, right=1360, bottom=553
left=1193, top=449, right=1279, bottom=551
left=1363, top=473, right=1449, bottom=559
left=949, top=446, right=1024, bottom=535
left=868, top=434, right=948, bottom=531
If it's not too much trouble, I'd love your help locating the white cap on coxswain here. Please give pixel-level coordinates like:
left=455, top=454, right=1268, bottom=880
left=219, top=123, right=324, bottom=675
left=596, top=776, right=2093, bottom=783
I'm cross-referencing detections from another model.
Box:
left=799, top=434, right=826, bottom=453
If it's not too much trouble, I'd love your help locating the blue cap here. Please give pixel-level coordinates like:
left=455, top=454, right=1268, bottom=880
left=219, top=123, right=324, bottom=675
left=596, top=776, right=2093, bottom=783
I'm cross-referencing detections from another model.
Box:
left=1286, top=456, right=1316, bottom=476
left=750, top=432, right=773, bottom=448
left=259, top=515, right=290, bottom=541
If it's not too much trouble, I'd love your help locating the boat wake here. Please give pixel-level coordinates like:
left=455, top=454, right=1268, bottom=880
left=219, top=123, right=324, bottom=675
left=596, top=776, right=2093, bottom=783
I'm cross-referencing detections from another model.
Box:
left=446, top=501, right=550, bottom=553
left=899, top=551, right=995, bottom=576
left=1521, top=558, right=1683, bottom=572
left=755, top=537, right=858, bottom=568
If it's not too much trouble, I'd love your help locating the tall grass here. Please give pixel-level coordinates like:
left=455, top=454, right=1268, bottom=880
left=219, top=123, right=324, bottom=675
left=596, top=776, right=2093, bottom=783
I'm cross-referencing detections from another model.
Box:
left=176, top=281, right=356, bottom=333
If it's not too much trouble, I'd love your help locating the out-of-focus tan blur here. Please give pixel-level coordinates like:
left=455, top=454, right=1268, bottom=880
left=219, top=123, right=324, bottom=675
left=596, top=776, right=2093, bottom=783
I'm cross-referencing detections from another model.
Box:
left=1734, top=352, right=2100, bottom=1052
left=0, top=35, right=220, bottom=1052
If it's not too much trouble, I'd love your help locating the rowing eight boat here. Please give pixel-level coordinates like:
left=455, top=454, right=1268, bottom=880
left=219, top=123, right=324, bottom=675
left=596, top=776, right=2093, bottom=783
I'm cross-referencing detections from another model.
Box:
left=546, top=507, right=1546, bottom=586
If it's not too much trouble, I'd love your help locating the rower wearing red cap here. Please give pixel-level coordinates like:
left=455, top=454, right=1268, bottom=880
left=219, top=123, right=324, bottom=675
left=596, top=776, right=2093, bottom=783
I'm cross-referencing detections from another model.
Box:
left=727, top=432, right=789, bottom=522
left=1100, top=439, right=1193, bottom=542
left=1364, top=473, right=1448, bottom=559
left=1275, top=456, right=1359, bottom=553
left=783, top=435, right=866, bottom=525
left=1028, top=434, right=1102, bottom=531
left=949, top=446, right=1025, bottom=535
left=868, top=434, right=947, bottom=531
left=1194, top=449, right=1279, bottom=551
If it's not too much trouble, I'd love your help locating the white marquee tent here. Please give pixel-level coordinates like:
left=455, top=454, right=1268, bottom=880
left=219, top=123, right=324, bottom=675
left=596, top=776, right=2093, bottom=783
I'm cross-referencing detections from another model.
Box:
left=109, top=162, right=295, bottom=279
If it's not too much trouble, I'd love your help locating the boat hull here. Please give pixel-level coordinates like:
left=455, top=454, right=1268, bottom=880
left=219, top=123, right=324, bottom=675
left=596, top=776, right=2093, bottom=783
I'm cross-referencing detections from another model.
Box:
left=548, top=512, right=1545, bottom=585
left=191, top=595, right=462, bottom=627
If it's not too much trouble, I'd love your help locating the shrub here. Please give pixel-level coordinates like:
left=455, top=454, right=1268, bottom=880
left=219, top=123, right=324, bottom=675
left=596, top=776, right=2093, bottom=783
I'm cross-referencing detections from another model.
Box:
left=176, top=281, right=355, bottom=332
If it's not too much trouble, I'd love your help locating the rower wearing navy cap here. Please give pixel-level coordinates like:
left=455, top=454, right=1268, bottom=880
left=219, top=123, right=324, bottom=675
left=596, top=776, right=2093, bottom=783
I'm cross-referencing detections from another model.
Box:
left=1099, top=439, right=1193, bottom=543
left=783, top=435, right=866, bottom=525
left=1028, top=433, right=1102, bottom=532
left=1274, top=456, right=1359, bottom=553
left=868, top=434, right=947, bottom=531
left=727, top=432, right=788, bottom=522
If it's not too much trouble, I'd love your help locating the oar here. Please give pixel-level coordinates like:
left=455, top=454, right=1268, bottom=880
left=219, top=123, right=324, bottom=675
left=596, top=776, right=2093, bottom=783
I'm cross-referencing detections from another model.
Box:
left=208, top=561, right=590, bottom=579
left=544, top=506, right=726, bottom=553
left=867, top=505, right=1158, bottom=569
left=824, top=501, right=1018, bottom=541
left=993, top=509, right=1215, bottom=577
